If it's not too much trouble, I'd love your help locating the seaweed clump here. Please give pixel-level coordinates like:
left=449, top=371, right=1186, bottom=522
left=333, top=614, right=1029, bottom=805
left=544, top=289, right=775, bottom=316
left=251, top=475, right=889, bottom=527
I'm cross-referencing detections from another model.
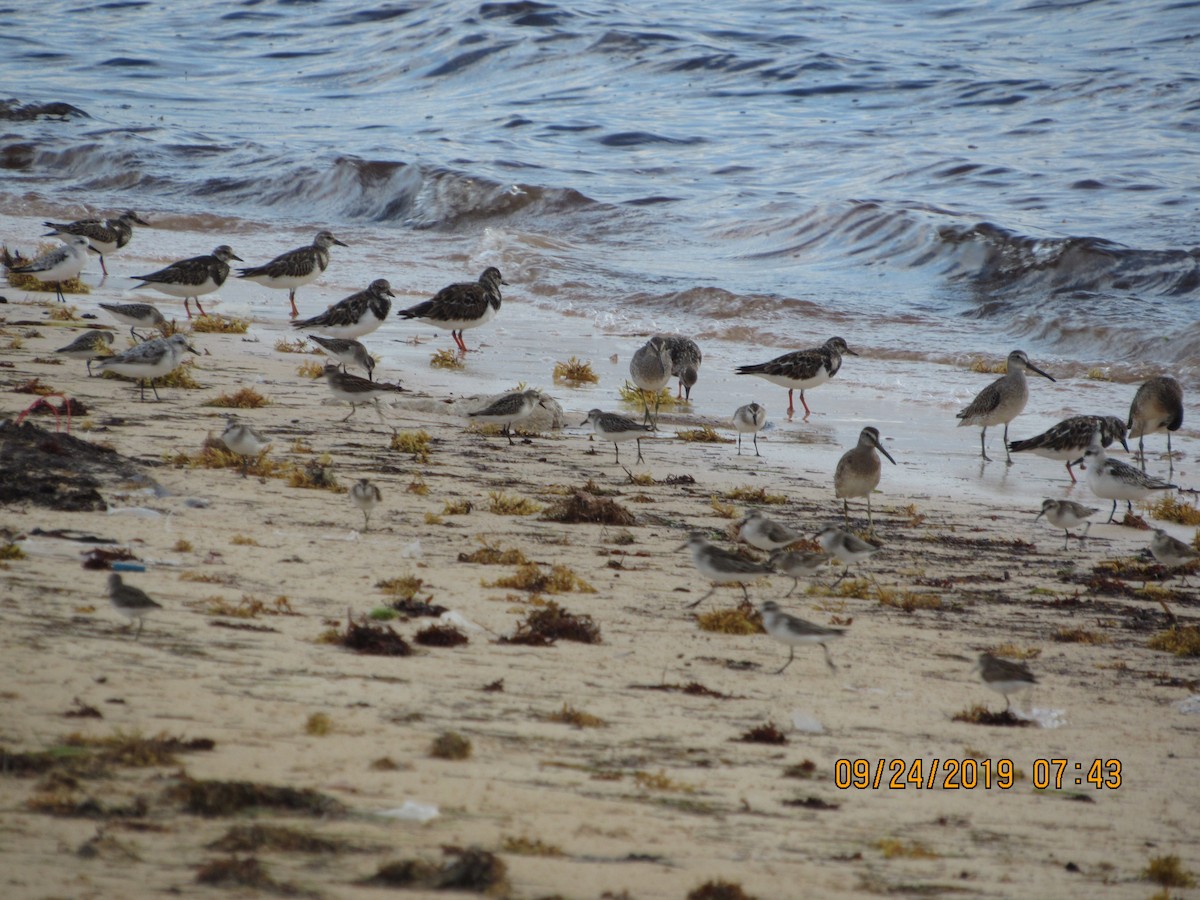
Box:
left=951, top=705, right=1035, bottom=727
left=334, top=611, right=413, bottom=656
left=502, top=601, right=601, bottom=645
left=365, top=847, right=508, bottom=894
left=168, top=776, right=345, bottom=817
left=738, top=722, right=788, bottom=744
left=687, top=880, right=759, bottom=900
left=541, top=491, right=636, bottom=525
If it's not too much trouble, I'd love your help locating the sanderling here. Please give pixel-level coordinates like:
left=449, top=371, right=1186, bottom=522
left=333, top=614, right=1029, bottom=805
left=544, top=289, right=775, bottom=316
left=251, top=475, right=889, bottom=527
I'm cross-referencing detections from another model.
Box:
left=322, top=362, right=406, bottom=421
left=468, top=389, right=546, bottom=446
left=834, top=426, right=896, bottom=528
left=237, top=230, right=347, bottom=319
left=351, top=477, right=383, bottom=531
left=44, top=210, right=148, bottom=276
left=1128, top=376, right=1184, bottom=475
left=8, top=235, right=91, bottom=302
left=956, top=350, right=1056, bottom=463
left=735, top=337, right=856, bottom=419
left=221, top=416, right=270, bottom=477
left=769, top=549, right=830, bottom=597
left=292, top=278, right=393, bottom=340
left=629, top=337, right=673, bottom=428
left=732, top=402, right=766, bottom=456
left=738, top=509, right=801, bottom=552
left=1009, top=414, right=1129, bottom=483
left=108, top=572, right=162, bottom=639
left=975, top=652, right=1037, bottom=713
left=1083, top=431, right=1176, bottom=523
left=1150, top=528, right=1198, bottom=584
left=816, top=525, right=880, bottom=584
left=1035, top=499, right=1098, bottom=550
left=656, top=335, right=702, bottom=400
left=98, top=301, right=166, bottom=341
left=131, top=245, right=242, bottom=319
left=54, top=329, right=114, bottom=376
left=94, top=333, right=198, bottom=401
left=759, top=600, right=845, bottom=673
left=680, top=533, right=775, bottom=608
left=396, top=267, right=505, bottom=352
left=581, top=409, right=653, bottom=464
left=309, top=335, right=374, bottom=380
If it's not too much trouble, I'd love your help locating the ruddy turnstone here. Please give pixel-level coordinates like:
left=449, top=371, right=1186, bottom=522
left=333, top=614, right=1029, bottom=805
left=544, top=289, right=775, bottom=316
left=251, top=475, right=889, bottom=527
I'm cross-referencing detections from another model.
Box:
left=1083, top=430, right=1176, bottom=522
left=220, top=416, right=271, bottom=477
left=351, top=478, right=383, bottom=531
left=732, top=402, right=767, bottom=456
left=580, top=409, right=653, bottom=464
left=43, top=210, right=148, bottom=276
left=680, top=533, right=775, bottom=608
left=834, top=426, right=896, bottom=528
left=94, top=333, right=199, bottom=401
left=1128, top=376, right=1184, bottom=475
left=237, top=230, right=347, bottom=318
left=322, top=362, right=406, bottom=421
left=54, top=329, right=114, bottom=375
left=7, top=235, right=91, bottom=302
left=735, top=336, right=856, bottom=418
left=1034, top=499, right=1098, bottom=549
left=131, top=245, right=242, bottom=319
left=107, top=572, right=162, bottom=639
left=956, top=350, right=1056, bottom=463
left=309, top=335, right=374, bottom=380
left=629, top=337, right=673, bottom=427
left=98, top=301, right=166, bottom=341
left=396, top=267, right=505, bottom=352
left=467, top=389, right=547, bottom=446
left=759, top=600, right=845, bottom=673
left=1009, top=414, right=1129, bottom=483
left=291, top=278, right=394, bottom=339
left=975, top=652, right=1037, bottom=713
left=656, top=334, right=702, bottom=400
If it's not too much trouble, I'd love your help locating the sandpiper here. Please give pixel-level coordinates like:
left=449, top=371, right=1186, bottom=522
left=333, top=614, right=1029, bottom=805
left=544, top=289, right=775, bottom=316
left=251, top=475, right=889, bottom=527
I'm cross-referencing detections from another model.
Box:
left=975, top=652, right=1037, bottom=713
left=816, top=525, right=881, bottom=584
left=1009, top=414, right=1129, bottom=483
left=956, top=350, right=1056, bottom=463
left=468, top=389, right=546, bottom=446
left=322, top=362, right=406, bottom=422
left=237, top=230, right=347, bottom=318
left=54, top=329, right=114, bottom=376
left=680, top=534, right=775, bottom=608
left=1083, top=430, right=1176, bottom=523
left=221, top=416, right=270, bottom=477
left=759, top=600, right=845, bottom=673
left=581, top=409, right=653, bottom=464
left=629, top=337, right=673, bottom=428
left=1128, top=376, right=1184, bottom=474
left=44, top=210, right=148, bottom=276
left=351, top=478, right=383, bottom=531
left=735, top=337, right=856, bottom=418
left=834, top=426, right=896, bottom=528
left=396, top=267, right=505, bottom=352
left=309, top=335, right=374, bottom=380
left=107, top=572, right=162, bottom=639
left=769, top=549, right=831, bottom=597
left=98, top=301, right=166, bottom=341
left=738, top=509, right=801, bottom=552
left=94, top=333, right=199, bottom=401
left=292, top=278, right=394, bottom=340
left=1034, top=499, right=1098, bottom=550
left=1149, top=528, right=1198, bottom=584
left=8, top=235, right=91, bottom=302
left=732, top=402, right=767, bottom=456
left=131, top=245, right=242, bottom=319
left=657, top=335, right=702, bottom=400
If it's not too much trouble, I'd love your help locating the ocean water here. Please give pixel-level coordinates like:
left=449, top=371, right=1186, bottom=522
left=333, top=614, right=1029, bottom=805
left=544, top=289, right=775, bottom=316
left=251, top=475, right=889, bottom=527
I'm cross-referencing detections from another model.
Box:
left=2, top=0, right=1198, bottom=385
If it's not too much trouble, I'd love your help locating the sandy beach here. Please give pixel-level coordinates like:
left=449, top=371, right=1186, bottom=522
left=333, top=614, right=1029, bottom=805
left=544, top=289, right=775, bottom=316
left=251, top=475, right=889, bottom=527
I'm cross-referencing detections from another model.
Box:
left=2, top=245, right=1199, bottom=899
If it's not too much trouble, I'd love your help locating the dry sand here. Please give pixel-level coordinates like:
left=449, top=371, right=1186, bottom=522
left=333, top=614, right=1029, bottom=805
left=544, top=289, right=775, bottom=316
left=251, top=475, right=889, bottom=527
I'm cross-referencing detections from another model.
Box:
left=1, top=276, right=1199, bottom=899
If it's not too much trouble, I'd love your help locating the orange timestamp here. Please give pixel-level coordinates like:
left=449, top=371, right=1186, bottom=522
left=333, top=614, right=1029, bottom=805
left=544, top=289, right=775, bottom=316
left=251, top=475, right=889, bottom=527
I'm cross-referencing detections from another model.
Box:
left=834, top=758, right=1124, bottom=791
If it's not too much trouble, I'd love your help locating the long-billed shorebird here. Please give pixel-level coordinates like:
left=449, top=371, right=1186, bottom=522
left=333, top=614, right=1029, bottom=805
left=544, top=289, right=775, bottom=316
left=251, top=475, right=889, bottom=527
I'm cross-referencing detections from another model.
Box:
left=396, top=267, right=505, bottom=352
left=581, top=409, right=653, bottom=464
left=54, top=330, right=114, bottom=376
left=629, top=336, right=673, bottom=428
left=770, top=549, right=831, bottom=597
left=468, top=389, right=546, bottom=446
left=1128, top=376, right=1184, bottom=475
left=94, top=333, right=198, bottom=401
left=351, top=478, right=383, bottom=532
left=735, top=337, right=856, bottom=418
left=322, top=362, right=406, bottom=422
left=975, top=653, right=1037, bottom=713
left=1009, top=414, right=1129, bottom=483
left=738, top=509, right=802, bottom=552
left=1149, top=528, right=1198, bottom=584
left=131, top=245, right=242, bottom=319
left=834, top=426, right=896, bottom=528
left=238, top=230, right=347, bottom=318
left=8, top=235, right=91, bottom=302
left=44, top=210, right=148, bottom=276
left=292, top=278, right=394, bottom=340
left=732, top=402, right=767, bottom=456
left=956, top=350, right=1056, bottom=463
left=759, top=600, right=845, bottom=673
left=1083, top=430, right=1176, bottom=523
left=309, top=335, right=374, bottom=380
left=98, top=301, right=166, bottom=341
left=680, top=534, right=775, bottom=608
left=1034, top=499, right=1098, bottom=550
left=657, top=335, right=702, bottom=400
left=816, top=525, right=881, bottom=584
left=221, top=416, right=270, bottom=477
left=107, top=572, right=162, bottom=639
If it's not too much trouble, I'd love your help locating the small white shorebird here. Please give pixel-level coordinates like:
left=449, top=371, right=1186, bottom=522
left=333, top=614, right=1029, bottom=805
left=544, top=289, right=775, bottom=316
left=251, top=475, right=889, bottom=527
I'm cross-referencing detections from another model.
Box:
left=1128, top=376, right=1184, bottom=475
left=1083, top=430, right=1176, bottom=523
left=44, top=210, right=148, bottom=276
left=834, top=426, right=896, bottom=528
left=681, top=534, right=775, bottom=609
left=8, top=235, right=92, bottom=302
left=220, top=416, right=271, bottom=477
left=107, top=572, right=162, bottom=640
left=657, top=334, right=702, bottom=400
left=759, top=600, right=846, bottom=673
left=629, top=336, right=673, bottom=428
left=1149, top=528, right=1199, bottom=584
left=738, top=509, right=801, bottom=552
left=351, top=478, right=383, bottom=531
left=1034, top=499, right=1098, bottom=550
left=1009, top=414, right=1129, bottom=483
left=237, top=230, right=348, bottom=319
left=581, top=409, right=653, bottom=464
left=54, top=330, right=114, bottom=376
left=131, top=244, right=242, bottom=319
left=98, top=301, right=166, bottom=341
left=467, top=389, right=547, bottom=446
left=732, top=402, right=767, bottom=456
left=974, top=652, right=1037, bottom=713
left=94, top=333, right=199, bottom=401
left=396, top=267, right=506, bottom=352
left=735, top=336, right=856, bottom=419
left=769, top=549, right=831, bottom=597
left=292, top=278, right=394, bottom=340
left=322, top=362, right=406, bottom=422
left=816, top=525, right=881, bottom=584
left=309, top=335, right=374, bottom=380
left=956, top=350, right=1056, bottom=463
